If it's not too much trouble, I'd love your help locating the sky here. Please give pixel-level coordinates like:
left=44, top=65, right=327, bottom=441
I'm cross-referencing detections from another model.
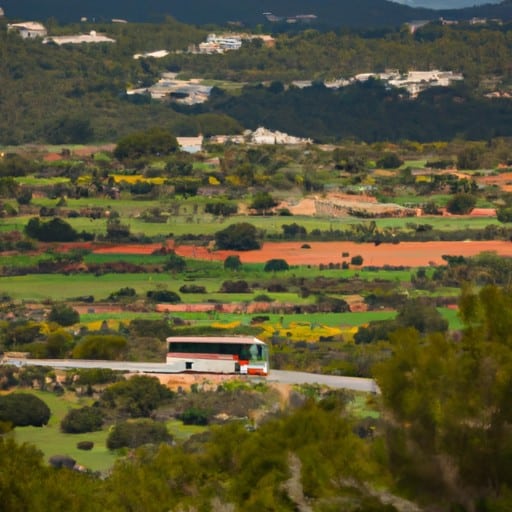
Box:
left=392, top=0, right=502, bottom=9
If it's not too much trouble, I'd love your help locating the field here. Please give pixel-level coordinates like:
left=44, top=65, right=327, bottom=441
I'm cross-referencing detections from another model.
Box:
left=9, top=390, right=207, bottom=473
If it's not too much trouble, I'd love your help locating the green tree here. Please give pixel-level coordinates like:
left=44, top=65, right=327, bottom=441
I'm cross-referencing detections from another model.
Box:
left=100, top=375, right=174, bottom=418
left=0, top=393, right=50, bottom=427
left=215, top=222, right=260, bottom=251
left=72, top=334, right=127, bottom=360
left=264, top=258, right=290, bottom=272
left=107, top=419, right=172, bottom=450
left=249, top=191, right=278, bottom=215
left=374, top=285, right=512, bottom=508
left=48, top=304, right=80, bottom=326
left=224, top=255, right=242, bottom=271
left=24, top=217, right=79, bottom=242
left=46, top=329, right=73, bottom=358
left=446, top=193, right=477, bottom=214
left=61, top=406, right=104, bottom=434
left=114, top=128, right=179, bottom=161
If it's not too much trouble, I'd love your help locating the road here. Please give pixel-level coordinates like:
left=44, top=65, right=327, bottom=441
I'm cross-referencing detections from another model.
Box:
left=3, top=358, right=379, bottom=393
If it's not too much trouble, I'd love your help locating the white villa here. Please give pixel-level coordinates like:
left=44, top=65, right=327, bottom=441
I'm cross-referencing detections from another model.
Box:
left=7, top=22, right=47, bottom=39
left=43, top=31, right=115, bottom=45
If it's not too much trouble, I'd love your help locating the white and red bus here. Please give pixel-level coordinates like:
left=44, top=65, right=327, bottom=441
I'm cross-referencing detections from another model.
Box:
left=166, top=336, right=269, bottom=376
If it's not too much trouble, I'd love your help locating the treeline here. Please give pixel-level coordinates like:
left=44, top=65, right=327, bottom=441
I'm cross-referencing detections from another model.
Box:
left=4, top=19, right=512, bottom=143
left=184, top=79, right=512, bottom=142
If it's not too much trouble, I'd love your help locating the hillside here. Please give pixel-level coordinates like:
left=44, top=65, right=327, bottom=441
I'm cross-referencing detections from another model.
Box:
left=0, top=0, right=448, bottom=27
left=4, top=0, right=512, bottom=27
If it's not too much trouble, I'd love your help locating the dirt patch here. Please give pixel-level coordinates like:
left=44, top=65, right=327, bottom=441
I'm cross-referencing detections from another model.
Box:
left=174, top=240, right=512, bottom=267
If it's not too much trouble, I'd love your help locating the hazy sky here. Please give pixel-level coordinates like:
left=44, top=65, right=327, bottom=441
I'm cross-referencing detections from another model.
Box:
left=392, top=0, right=501, bottom=9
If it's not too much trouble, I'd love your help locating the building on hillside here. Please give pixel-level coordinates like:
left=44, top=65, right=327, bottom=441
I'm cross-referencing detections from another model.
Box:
left=7, top=22, right=47, bottom=39
left=43, top=30, right=115, bottom=45
left=133, top=50, right=169, bottom=59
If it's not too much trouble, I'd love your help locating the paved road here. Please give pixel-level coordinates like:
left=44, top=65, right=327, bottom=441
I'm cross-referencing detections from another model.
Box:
left=3, top=358, right=379, bottom=393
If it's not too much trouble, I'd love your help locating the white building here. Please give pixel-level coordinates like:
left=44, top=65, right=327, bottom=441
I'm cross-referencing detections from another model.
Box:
left=43, top=31, right=115, bottom=45
left=8, top=22, right=47, bottom=39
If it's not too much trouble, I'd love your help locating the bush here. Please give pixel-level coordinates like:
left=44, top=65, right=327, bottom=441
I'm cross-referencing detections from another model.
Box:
left=220, top=280, right=251, bottom=293
left=215, top=223, right=260, bottom=251
left=179, top=407, right=209, bottom=426
left=107, top=419, right=172, bottom=450
left=264, top=259, right=290, bottom=272
left=100, top=375, right=174, bottom=418
left=72, top=334, right=128, bottom=360
left=224, top=255, right=242, bottom=271
left=77, top=441, right=94, bottom=451
left=61, top=406, right=104, bottom=434
left=446, top=193, right=477, bottom=215
left=25, top=217, right=79, bottom=242
left=0, top=393, right=50, bottom=427
left=179, top=284, right=206, bottom=293
left=146, top=290, right=181, bottom=303
left=350, top=255, right=364, bottom=266
left=48, top=304, right=80, bottom=326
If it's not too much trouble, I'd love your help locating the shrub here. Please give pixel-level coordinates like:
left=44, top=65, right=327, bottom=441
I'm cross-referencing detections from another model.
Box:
left=179, top=284, right=207, bottom=293
left=61, top=406, right=104, bottom=434
left=446, top=193, right=477, bottom=215
left=48, top=304, right=80, bottom=326
left=220, top=280, right=251, bottom=293
left=224, top=255, right=242, bottom=271
left=0, top=393, right=50, bottom=427
left=100, top=375, right=174, bottom=418
left=215, top=223, right=260, bottom=251
left=350, top=255, right=364, bottom=266
left=72, top=334, right=127, bottom=360
left=264, top=259, right=290, bottom=272
left=77, top=441, right=94, bottom=451
left=179, top=407, right=209, bottom=426
left=146, top=290, right=181, bottom=303
left=107, top=419, right=172, bottom=450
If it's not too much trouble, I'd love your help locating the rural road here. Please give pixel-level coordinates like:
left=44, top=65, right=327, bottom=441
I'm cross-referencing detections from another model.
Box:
left=3, top=358, right=379, bottom=393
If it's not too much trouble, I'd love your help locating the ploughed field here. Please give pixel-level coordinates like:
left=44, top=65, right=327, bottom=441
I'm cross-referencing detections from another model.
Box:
left=91, top=240, right=512, bottom=267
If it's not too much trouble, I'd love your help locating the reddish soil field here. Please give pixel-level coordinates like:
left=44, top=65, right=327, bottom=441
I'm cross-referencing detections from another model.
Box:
left=87, top=240, right=512, bottom=267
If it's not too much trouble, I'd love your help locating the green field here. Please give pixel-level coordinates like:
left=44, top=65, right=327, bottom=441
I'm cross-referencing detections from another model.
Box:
left=10, top=390, right=207, bottom=473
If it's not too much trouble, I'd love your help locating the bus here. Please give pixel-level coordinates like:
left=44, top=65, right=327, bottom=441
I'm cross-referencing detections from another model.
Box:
left=166, top=336, right=269, bottom=376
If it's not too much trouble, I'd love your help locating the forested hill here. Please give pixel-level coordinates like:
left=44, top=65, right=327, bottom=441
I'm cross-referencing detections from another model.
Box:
left=0, top=0, right=447, bottom=27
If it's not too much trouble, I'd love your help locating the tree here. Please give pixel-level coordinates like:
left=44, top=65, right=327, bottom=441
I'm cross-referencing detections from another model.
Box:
left=24, top=217, right=79, bottom=242
left=107, top=419, right=172, bottom=450
left=72, top=334, right=128, bottom=360
left=61, top=406, right=104, bottom=434
left=224, top=255, right=242, bottom=271
left=377, top=152, right=403, bottom=169
left=46, top=116, right=94, bottom=144
left=0, top=393, right=50, bottom=427
left=395, top=297, right=448, bottom=334
left=100, top=375, right=174, bottom=418
left=374, top=285, right=512, bottom=508
left=48, top=304, right=80, bottom=326
left=446, top=193, right=477, bottom=214
left=146, top=290, right=181, bottom=303
left=215, top=223, right=260, bottom=251
left=163, top=251, right=186, bottom=273
left=46, top=329, right=73, bottom=358
left=457, top=146, right=482, bottom=170
left=264, top=259, right=289, bottom=272
left=249, top=191, right=278, bottom=215
left=114, top=128, right=179, bottom=161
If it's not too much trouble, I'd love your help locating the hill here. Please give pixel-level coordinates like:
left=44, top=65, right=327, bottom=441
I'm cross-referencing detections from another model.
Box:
left=4, top=0, right=512, bottom=28
left=0, top=0, right=465, bottom=27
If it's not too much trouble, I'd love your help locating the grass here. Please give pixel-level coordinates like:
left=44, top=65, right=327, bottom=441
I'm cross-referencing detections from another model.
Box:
left=10, top=389, right=209, bottom=473
left=10, top=390, right=117, bottom=473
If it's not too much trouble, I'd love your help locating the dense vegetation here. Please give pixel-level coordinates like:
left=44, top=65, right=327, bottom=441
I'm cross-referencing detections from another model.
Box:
left=4, top=19, right=512, bottom=142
